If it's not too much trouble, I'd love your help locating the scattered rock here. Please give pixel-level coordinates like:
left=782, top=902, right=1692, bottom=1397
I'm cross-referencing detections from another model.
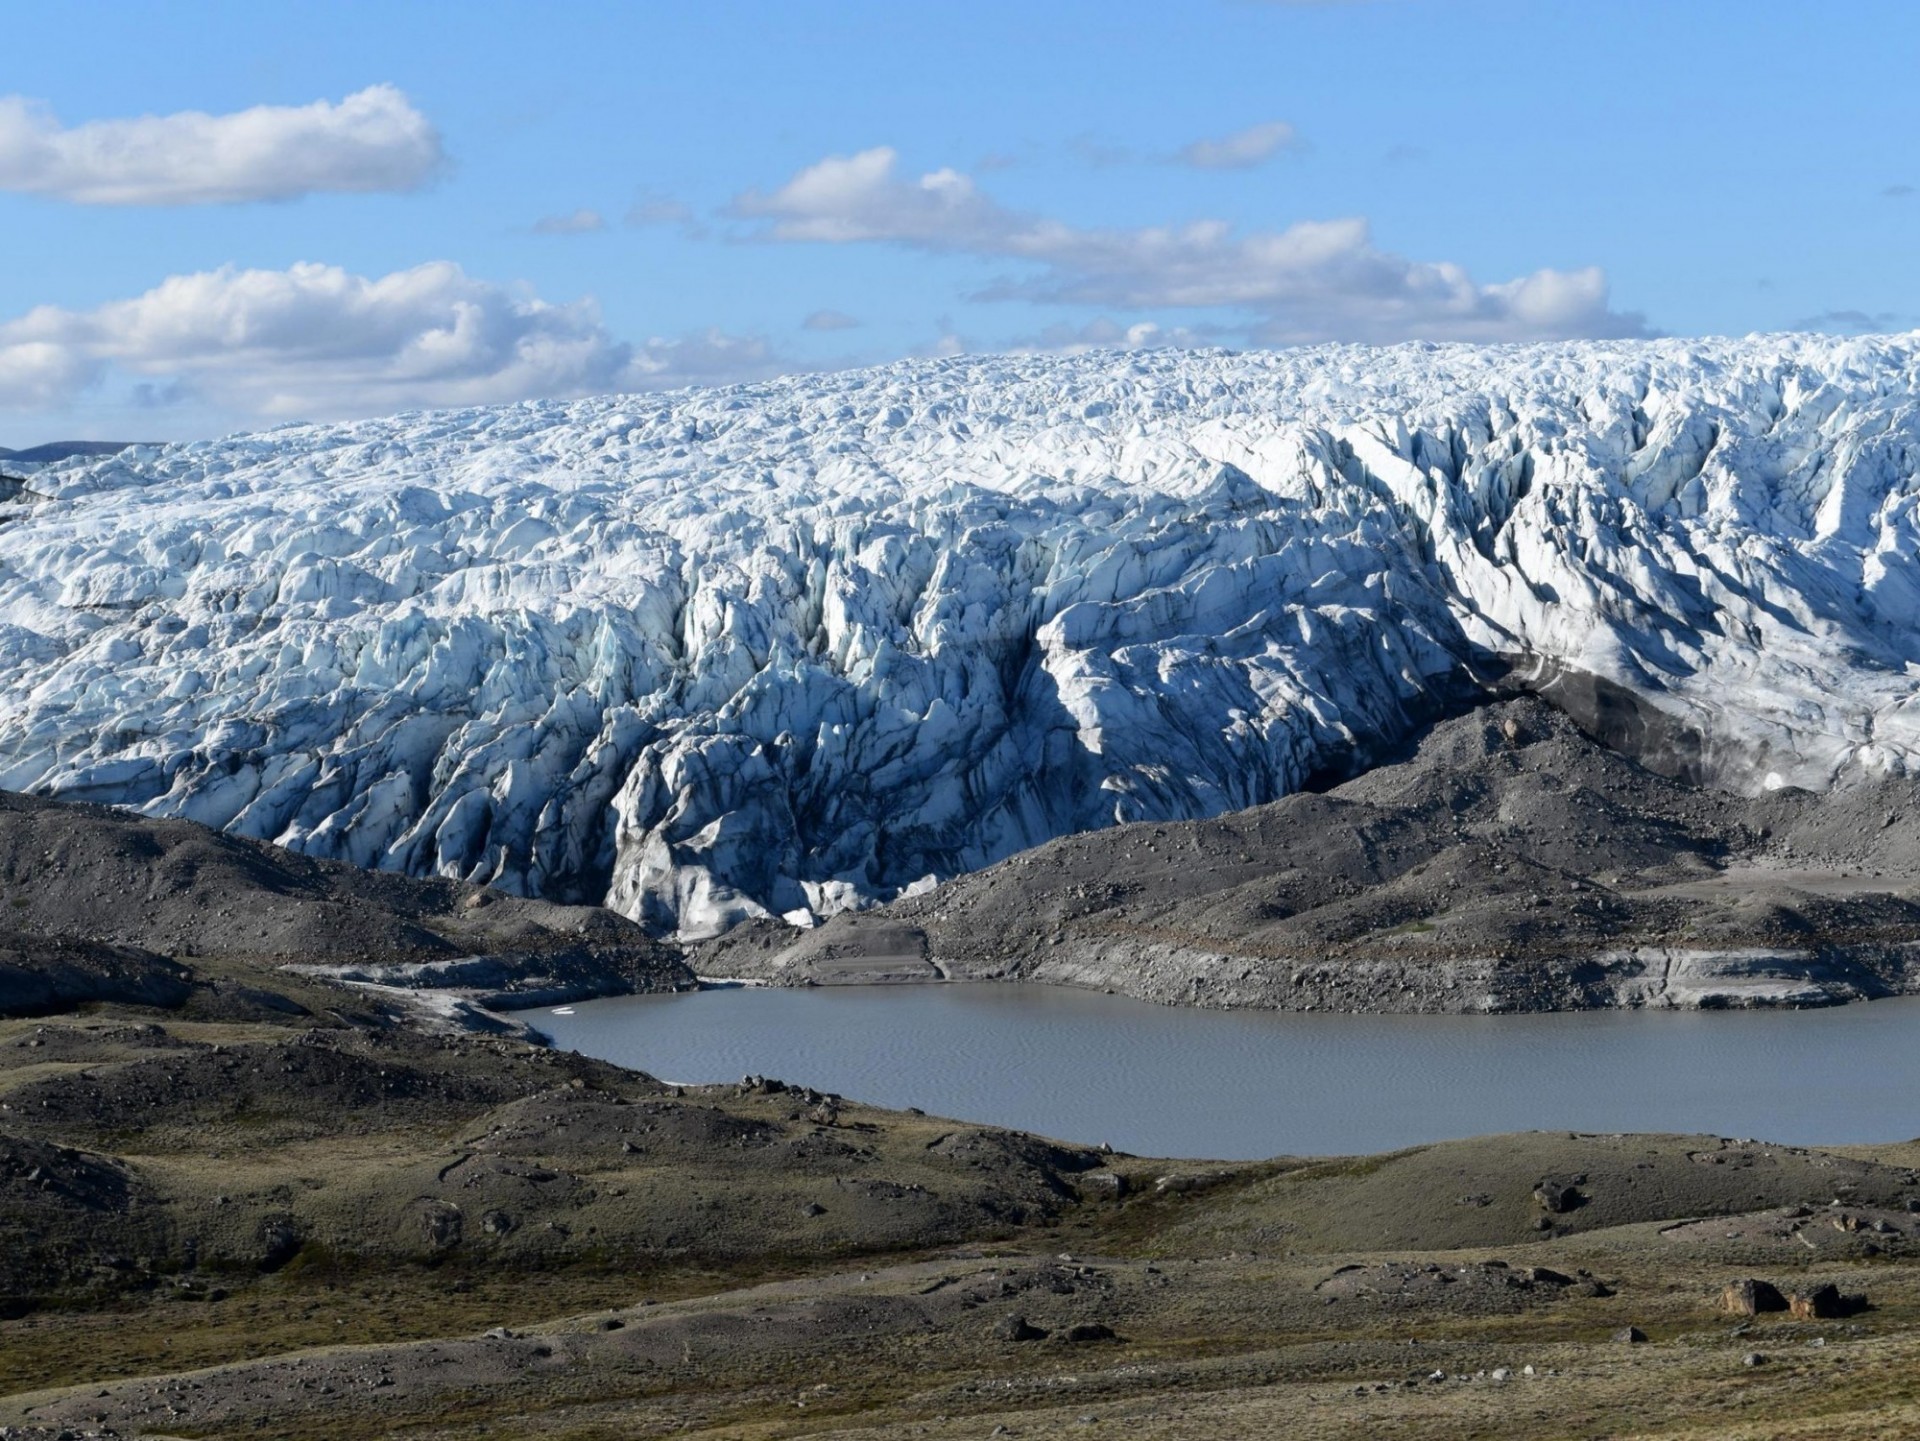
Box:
left=1062, top=1322, right=1118, bottom=1343
left=258, top=1218, right=303, bottom=1271
left=1534, top=1176, right=1587, bottom=1213
left=1789, top=1284, right=1865, bottom=1320
left=1720, top=1279, right=1788, bottom=1315
left=995, top=1315, right=1048, bottom=1342
left=1614, top=1326, right=1648, bottom=1344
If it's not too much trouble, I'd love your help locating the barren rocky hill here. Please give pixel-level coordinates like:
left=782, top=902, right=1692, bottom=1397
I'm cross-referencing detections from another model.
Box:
left=706, top=697, right=1920, bottom=1011
left=0, top=789, right=690, bottom=1023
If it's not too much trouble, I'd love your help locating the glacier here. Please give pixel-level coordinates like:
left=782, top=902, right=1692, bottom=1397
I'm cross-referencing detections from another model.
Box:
left=2, top=334, right=1918, bottom=938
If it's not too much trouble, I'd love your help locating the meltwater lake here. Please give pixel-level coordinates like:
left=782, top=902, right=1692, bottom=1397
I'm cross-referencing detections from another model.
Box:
left=520, top=984, right=1920, bottom=1160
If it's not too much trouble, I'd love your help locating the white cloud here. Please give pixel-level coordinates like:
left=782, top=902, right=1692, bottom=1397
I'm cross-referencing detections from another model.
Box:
left=532, top=207, right=607, bottom=235
left=1178, top=120, right=1300, bottom=170
left=802, top=309, right=861, bottom=331
left=733, top=148, right=1009, bottom=247
left=1009, top=316, right=1219, bottom=355
left=0, top=262, right=785, bottom=419
left=0, top=85, right=444, bottom=205
left=0, top=339, right=99, bottom=410
left=732, top=147, right=1649, bottom=344
left=625, top=327, right=781, bottom=385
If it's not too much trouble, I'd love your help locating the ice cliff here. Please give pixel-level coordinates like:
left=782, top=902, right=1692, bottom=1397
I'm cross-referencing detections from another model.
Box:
left=2, top=335, right=1917, bottom=936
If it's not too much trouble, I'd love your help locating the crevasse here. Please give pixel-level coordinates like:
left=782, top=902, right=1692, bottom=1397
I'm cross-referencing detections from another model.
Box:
left=2, top=335, right=1917, bottom=937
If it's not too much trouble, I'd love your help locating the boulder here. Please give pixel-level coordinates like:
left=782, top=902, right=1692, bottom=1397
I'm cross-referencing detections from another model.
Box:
left=1789, top=1284, right=1865, bottom=1320
left=1613, top=1326, right=1648, bottom=1344
left=1062, top=1323, right=1118, bottom=1343
left=995, top=1315, right=1048, bottom=1342
left=1533, top=1176, right=1587, bottom=1214
left=419, top=1200, right=463, bottom=1251
left=1719, top=1279, right=1787, bottom=1316
left=1790, top=1284, right=1840, bottom=1320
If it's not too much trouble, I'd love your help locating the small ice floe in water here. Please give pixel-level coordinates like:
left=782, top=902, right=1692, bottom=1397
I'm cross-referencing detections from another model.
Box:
left=551, top=1006, right=576, bottom=1015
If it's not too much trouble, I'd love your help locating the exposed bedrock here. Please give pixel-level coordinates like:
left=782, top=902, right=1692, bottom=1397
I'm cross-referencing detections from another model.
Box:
left=1, top=336, right=1918, bottom=936
left=697, top=698, right=1920, bottom=1012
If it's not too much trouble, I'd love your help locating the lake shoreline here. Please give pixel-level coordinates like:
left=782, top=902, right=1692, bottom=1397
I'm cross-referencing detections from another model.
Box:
left=691, top=938, right=1920, bottom=1016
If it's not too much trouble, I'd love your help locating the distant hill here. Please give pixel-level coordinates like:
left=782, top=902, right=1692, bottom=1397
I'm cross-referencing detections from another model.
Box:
left=0, top=440, right=153, bottom=465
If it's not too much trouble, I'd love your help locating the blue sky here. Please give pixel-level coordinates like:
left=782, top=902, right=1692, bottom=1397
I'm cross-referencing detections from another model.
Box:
left=2, top=0, right=1914, bottom=447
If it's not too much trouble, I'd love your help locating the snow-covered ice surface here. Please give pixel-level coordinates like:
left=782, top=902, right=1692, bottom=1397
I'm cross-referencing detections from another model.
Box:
left=3, top=336, right=1918, bottom=937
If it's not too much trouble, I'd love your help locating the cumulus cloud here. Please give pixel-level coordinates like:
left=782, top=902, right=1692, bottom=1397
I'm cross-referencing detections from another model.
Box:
left=1178, top=120, right=1300, bottom=170
left=531, top=207, right=607, bottom=235
left=625, top=327, right=782, bottom=386
left=0, top=262, right=785, bottom=419
left=0, top=85, right=443, bottom=205
left=1008, top=316, right=1219, bottom=355
left=801, top=309, right=861, bottom=331
left=731, top=147, right=1649, bottom=344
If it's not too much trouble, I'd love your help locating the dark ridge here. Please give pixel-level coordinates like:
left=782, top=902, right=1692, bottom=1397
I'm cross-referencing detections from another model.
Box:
left=0, top=787, right=692, bottom=1020
left=701, top=689, right=1920, bottom=1011
left=0, top=441, right=156, bottom=465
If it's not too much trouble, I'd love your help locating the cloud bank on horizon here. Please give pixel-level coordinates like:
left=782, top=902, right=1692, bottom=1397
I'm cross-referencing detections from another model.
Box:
left=0, top=262, right=780, bottom=416
left=730, top=146, right=1648, bottom=347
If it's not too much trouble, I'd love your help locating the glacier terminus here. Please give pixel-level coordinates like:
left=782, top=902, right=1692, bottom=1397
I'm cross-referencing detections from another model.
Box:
left=2, top=334, right=1917, bottom=939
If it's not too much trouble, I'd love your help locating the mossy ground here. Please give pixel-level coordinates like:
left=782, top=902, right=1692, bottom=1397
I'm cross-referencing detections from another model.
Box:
left=3, top=1001, right=1918, bottom=1439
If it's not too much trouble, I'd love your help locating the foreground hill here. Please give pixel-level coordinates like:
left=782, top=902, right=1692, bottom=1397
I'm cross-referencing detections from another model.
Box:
left=3, top=939, right=1919, bottom=1437
left=1, top=336, right=1918, bottom=939
left=0, top=775, right=1915, bottom=1437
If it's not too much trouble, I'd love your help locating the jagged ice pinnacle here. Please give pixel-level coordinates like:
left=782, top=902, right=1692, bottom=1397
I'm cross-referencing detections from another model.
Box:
left=2, top=334, right=1917, bottom=936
